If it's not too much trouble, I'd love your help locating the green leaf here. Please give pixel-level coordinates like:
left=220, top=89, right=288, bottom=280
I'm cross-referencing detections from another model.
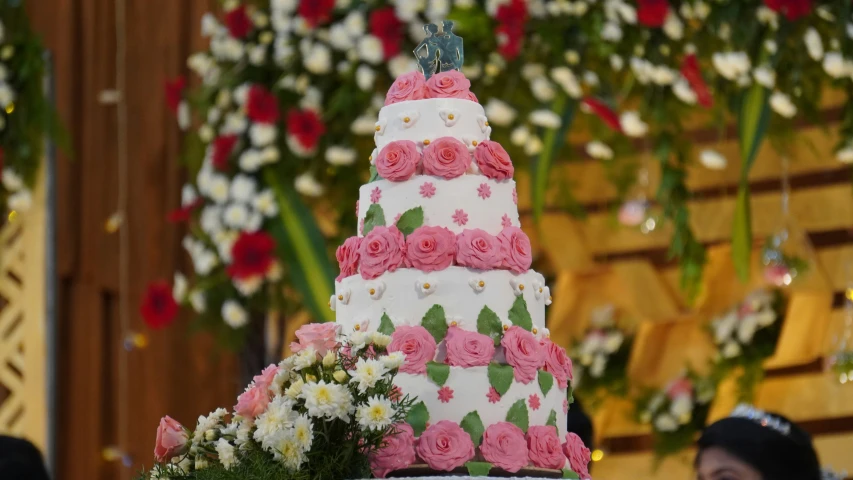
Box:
left=546, top=409, right=558, bottom=428
left=562, top=468, right=581, bottom=479
left=532, top=96, right=577, bottom=222
left=466, top=462, right=493, bottom=477
left=363, top=203, right=386, bottom=236
left=369, top=164, right=381, bottom=182
left=395, top=206, right=424, bottom=236
left=539, top=370, right=554, bottom=396
left=506, top=399, right=529, bottom=433
left=508, top=296, right=533, bottom=331
left=732, top=186, right=753, bottom=282
left=567, top=386, right=575, bottom=406
left=421, top=304, right=448, bottom=343
left=378, top=312, right=395, bottom=335
left=426, top=361, right=450, bottom=386
left=407, top=401, right=429, bottom=436
left=460, top=411, right=486, bottom=446
left=264, top=170, right=335, bottom=323
left=477, top=306, right=503, bottom=346
left=488, top=363, right=514, bottom=396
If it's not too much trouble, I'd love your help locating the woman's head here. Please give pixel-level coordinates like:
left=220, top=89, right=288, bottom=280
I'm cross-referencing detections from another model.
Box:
left=695, top=406, right=821, bottom=480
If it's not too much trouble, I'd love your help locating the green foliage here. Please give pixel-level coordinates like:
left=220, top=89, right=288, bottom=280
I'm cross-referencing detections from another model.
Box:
left=407, top=401, right=430, bottom=437
left=487, top=363, right=514, bottom=396
left=546, top=409, right=558, bottom=428
left=476, top=306, right=503, bottom=346
left=377, top=313, right=395, bottom=335
left=508, top=296, right=533, bottom=331
left=460, top=411, right=486, bottom=446
left=538, top=370, right=554, bottom=396
left=426, top=361, right=450, bottom=387
left=562, top=468, right=581, bottom=479
left=505, top=399, right=529, bottom=433
left=395, top=206, right=424, bottom=236
left=466, top=462, right=493, bottom=477
left=421, top=304, right=448, bottom=343
left=362, top=203, right=386, bottom=235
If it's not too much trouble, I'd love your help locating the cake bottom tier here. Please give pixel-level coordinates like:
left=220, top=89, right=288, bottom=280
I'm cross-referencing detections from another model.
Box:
left=384, top=464, right=563, bottom=478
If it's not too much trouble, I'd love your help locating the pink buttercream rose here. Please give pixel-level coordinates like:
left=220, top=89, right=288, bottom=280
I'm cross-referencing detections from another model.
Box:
left=426, top=70, right=473, bottom=99
left=406, top=226, right=456, bottom=272
left=456, top=229, right=502, bottom=270
left=501, top=326, right=544, bottom=384
left=480, top=422, right=529, bottom=473
left=422, top=137, right=470, bottom=178
left=666, top=377, right=693, bottom=400
left=388, top=325, right=437, bottom=374
left=474, top=141, right=514, bottom=180
left=541, top=338, right=573, bottom=389
left=385, top=71, right=428, bottom=105
left=234, top=385, right=270, bottom=419
left=498, top=226, right=532, bottom=273
left=416, top=421, right=475, bottom=471
left=444, top=326, right=495, bottom=367
left=154, top=416, right=188, bottom=462
left=376, top=140, right=420, bottom=181
left=290, top=322, right=341, bottom=357
left=359, top=225, right=407, bottom=279
left=370, top=423, right=417, bottom=478
left=253, top=363, right=281, bottom=391
left=336, top=236, right=362, bottom=281
left=527, top=426, right=565, bottom=470
left=563, top=432, right=591, bottom=479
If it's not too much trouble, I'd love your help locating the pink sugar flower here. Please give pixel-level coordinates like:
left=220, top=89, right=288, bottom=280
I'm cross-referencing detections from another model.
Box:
left=437, top=386, right=454, bottom=403
left=529, top=393, right=541, bottom=410
left=370, top=187, right=382, bottom=203
left=420, top=182, right=436, bottom=198
left=512, top=187, right=518, bottom=205
left=452, top=209, right=468, bottom=226
left=563, top=398, right=569, bottom=414
left=477, top=183, right=492, bottom=199
left=501, top=214, right=512, bottom=228
left=487, top=387, right=501, bottom=404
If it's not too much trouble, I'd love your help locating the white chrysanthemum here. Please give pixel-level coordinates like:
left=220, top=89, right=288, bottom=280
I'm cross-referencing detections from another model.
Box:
left=755, top=6, right=778, bottom=27
left=601, top=21, right=622, bottom=42
left=294, top=347, right=318, bottom=370
left=585, top=140, right=613, bottom=160
left=200, top=12, right=220, bottom=36
left=654, top=413, right=679, bottom=432
left=205, top=173, right=230, bottom=204
left=285, top=378, right=304, bottom=400
left=530, top=76, right=556, bottom=102
left=214, top=230, right=235, bottom=261
left=300, top=86, right=323, bottom=111
left=356, top=395, right=394, bottom=431
left=620, top=111, right=648, bottom=137
left=663, top=12, right=683, bottom=40
left=721, top=340, right=742, bottom=359
left=737, top=315, right=759, bottom=344
left=211, top=37, right=244, bottom=62
left=261, top=146, right=280, bottom=164
left=712, top=52, right=750, bottom=81
left=1, top=168, right=23, bottom=191
left=670, top=394, right=693, bottom=421
left=823, top=52, right=849, bottom=78
left=223, top=203, right=249, bottom=229
left=215, top=438, right=237, bottom=470
left=189, top=290, right=206, bottom=313
left=525, top=135, right=543, bottom=156
left=181, top=184, right=198, bottom=207
left=651, top=65, right=677, bottom=86
left=529, top=109, right=561, bottom=129
left=274, top=37, right=295, bottom=66
left=252, top=189, right=278, bottom=217
left=356, top=65, right=376, bottom=91
left=342, top=10, right=365, bottom=36
left=753, top=65, right=776, bottom=89
left=221, top=300, right=248, bottom=329
left=836, top=145, right=853, bottom=164
left=372, top=331, right=392, bottom=348
left=173, top=272, right=188, bottom=301
left=630, top=57, right=653, bottom=84
left=193, top=408, right=229, bottom=444
left=300, top=380, right=354, bottom=421
left=249, top=124, right=277, bottom=147
left=483, top=98, right=516, bottom=127
left=426, top=0, right=450, bottom=21
left=713, top=311, right=738, bottom=344
left=199, top=205, right=223, bottom=235
left=294, top=172, right=324, bottom=197
left=268, top=430, right=306, bottom=470
left=672, top=79, right=697, bottom=105
left=550, top=67, right=582, bottom=98
left=0, top=83, right=15, bottom=108
left=589, top=353, right=607, bottom=378
left=245, top=208, right=264, bottom=230
left=221, top=112, right=248, bottom=135
left=357, top=35, right=384, bottom=65
left=293, top=414, right=314, bottom=450
left=508, top=126, right=528, bottom=147
left=303, top=43, right=332, bottom=74
left=604, top=331, right=624, bottom=353
left=381, top=351, right=406, bottom=370
left=700, top=149, right=727, bottom=170
left=234, top=276, right=263, bottom=296
left=351, top=115, right=377, bottom=135
left=804, top=28, right=824, bottom=61
left=254, top=395, right=297, bottom=449
left=610, top=54, right=624, bottom=71
left=351, top=358, right=389, bottom=392
left=325, top=146, right=357, bottom=166
left=328, top=24, right=352, bottom=51
left=770, top=91, right=797, bottom=118
left=388, top=54, right=417, bottom=79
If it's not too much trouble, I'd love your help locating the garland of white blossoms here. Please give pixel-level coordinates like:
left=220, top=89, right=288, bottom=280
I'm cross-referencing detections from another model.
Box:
left=571, top=305, right=633, bottom=407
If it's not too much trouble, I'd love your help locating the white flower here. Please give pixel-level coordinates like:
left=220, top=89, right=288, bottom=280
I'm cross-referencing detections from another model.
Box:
left=381, top=352, right=406, bottom=370
left=248, top=44, right=266, bottom=65
left=0, top=83, right=14, bottom=108
left=585, top=140, right=614, bottom=160
left=522, top=64, right=546, bottom=80
left=1, top=168, right=23, bottom=191
left=722, top=340, right=742, bottom=359
left=804, top=28, right=824, bottom=61
left=550, top=67, right=583, bottom=98
left=610, top=55, right=624, bottom=71
left=230, top=175, right=257, bottom=203
left=737, top=315, right=759, bottom=344
left=252, top=190, right=278, bottom=218
left=325, top=146, right=356, bottom=166
left=211, top=37, right=244, bottom=62
left=469, top=277, right=486, bottom=293
left=530, top=76, right=556, bottom=102
left=351, top=358, right=389, bottom=392
left=416, top=277, right=437, bottom=296
left=700, top=149, right=727, bottom=170
left=651, top=65, right=677, bottom=86
left=671, top=395, right=694, bottom=425
left=215, top=439, right=237, bottom=470
left=328, top=24, right=352, bottom=51
left=270, top=431, right=306, bottom=470
left=356, top=65, right=376, bottom=91
left=754, top=310, right=776, bottom=327
left=200, top=205, right=223, bottom=235
left=300, top=380, right=354, bottom=421
left=589, top=353, right=607, bottom=378
left=601, top=22, right=622, bottom=42
left=358, top=35, right=384, bottom=65
left=238, top=150, right=261, bottom=173
left=234, top=276, right=263, bottom=296
left=483, top=98, right=517, bottom=127
left=294, top=172, right=324, bottom=197
left=285, top=378, right=305, bottom=399
left=713, top=52, right=751, bottom=81
left=663, top=13, right=683, bottom=40
left=836, top=145, right=853, bottom=164
left=510, top=126, right=529, bottom=146
left=7, top=190, right=31, bottom=211
left=221, top=301, right=248, bottom=329
left=173, top=272, right=188, bottom=301
left=250, top=124, right=277, bottom=147
left=351, top=115, right=377, bottom=135
left=356, top=396, right=394, bottom=431
left=253, top=395, right=296, bottom=448
left=293, top=414, right=314, bottom=450
left=630, top=57, right=653, bottom=84
left=654, top=413, right=679, bottom=432
left=770, top=91, right=797, bottom=118
left=529, top=109, right=561, bottom=129
left=756, top=6, right=778, bottom=27
left=303, top=43, right=332, bottom=74
left=371, top=331, right=392, bottom=348
left=823, top=52, right=849, bottom=78
left=753, top=65, right=776, bottom=89
left=343, top=10, right=365, bottom=37
left=672, top=79, right=697, bottom=105
left=525, top=136, right=543, bottom=156
left=604, top=331, right=624, bottom=353
left=190, top=291, right=206, bottom=313
left=620, top=111, right=648, bottom=137
left=294, top=347, right=318, bottom=370
left=200, top=13, right=220, bottom=36
left=388, top=55, right=417, bottom=78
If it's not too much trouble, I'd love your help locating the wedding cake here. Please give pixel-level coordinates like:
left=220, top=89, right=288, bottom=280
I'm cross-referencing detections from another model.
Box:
left=330, top=26, right=579, bottom=478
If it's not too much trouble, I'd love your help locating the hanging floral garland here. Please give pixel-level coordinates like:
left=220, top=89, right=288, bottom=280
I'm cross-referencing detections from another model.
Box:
left=571, top=305, right=634, bottom=408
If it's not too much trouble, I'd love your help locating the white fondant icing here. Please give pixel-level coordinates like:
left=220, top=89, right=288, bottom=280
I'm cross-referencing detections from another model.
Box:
left=335, top=267, right=545, bottom=333
left=439, top=107, right=460, bottom=127
left=375, top=98, right=489, bottom=152
left=357, top=176, right=519, bottom=236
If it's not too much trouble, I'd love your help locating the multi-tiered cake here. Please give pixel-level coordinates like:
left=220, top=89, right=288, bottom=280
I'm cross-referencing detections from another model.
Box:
left=329, top=56, right=575, bottom=477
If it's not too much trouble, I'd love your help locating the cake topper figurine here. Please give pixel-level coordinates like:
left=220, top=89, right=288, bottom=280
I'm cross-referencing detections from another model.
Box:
left=414, top=20, right=464, bottom=80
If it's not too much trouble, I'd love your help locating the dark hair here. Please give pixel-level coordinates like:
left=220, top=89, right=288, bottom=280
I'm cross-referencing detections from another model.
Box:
left=0, top=436, right=51, bottom=480
left=566, top=396, right=593, bottom=449
left=696, top=412, right=821, bottom=480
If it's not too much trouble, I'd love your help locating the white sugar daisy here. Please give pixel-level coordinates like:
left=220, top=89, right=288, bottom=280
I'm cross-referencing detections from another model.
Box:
left=356, top=395, right=394, bottom=431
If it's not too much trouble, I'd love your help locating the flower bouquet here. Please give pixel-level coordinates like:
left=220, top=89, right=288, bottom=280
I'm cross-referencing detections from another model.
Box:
left=571, top=305, right=633, bottom=408
left=635, top=371, right=716, bottom=460
left=828, top=350, right=853, bottom=385
left=140, top=323, right=415, bottom=480
left=709, top=289, right=786, bottom=402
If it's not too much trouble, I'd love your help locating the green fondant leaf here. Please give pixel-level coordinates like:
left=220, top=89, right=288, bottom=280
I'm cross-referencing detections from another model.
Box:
left=508, top=296, right=533, bottom=331
left=363, top=203, right=386, bottom=235
left=378, top=312, right=395, bottom=335
left=539, top=370, right=554, bottom=396
left=407, top=401, right=429, bottom=437
left=567, top=386, right=575, bottom=406
left=466, top=462, right=493, bottom=477
left=477, top=306, right=503, bottom=346
left=426, top=361, right=450, bottom=387
left=421, top=304, right=448, bottom=343
left=395, top=206, right=424, bottom=236
left=460, top=411, right=486, bottom=446
left=506, top=399, right=529, bottom=433
left=546, top=409, right=558, bottom=428
left=562, top=468, right=580, bottom=479
left=488, top=363, right=514, bottom=396
left=369, top=164, right=381, bottom=182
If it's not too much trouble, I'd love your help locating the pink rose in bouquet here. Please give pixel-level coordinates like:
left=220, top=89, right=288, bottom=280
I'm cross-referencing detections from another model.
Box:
left=388, top=325, right=437, bottom=374
left=425, top=70, right=473, bottom=100
left=444, top=326, right=495, bottom=367
left=234, top=385, right=270, bottom=419
left=498, top=226, right=532, bottom=273
left=416, top=421, right=475, bottom=471
left=563, top=432, right=591, bottom=479
left=480, top=422, right=528, bottom=472
left=456, top=229, right=502, bottom=270
left=252, top=363, right=281, bottom=391
left=474, top=141, right=514, bottom=180
left=369, top=423, right=417, bottom=478
left=290, top=322, right=341, bottom=357
left=376, top=140, right=420, bottom=181
left=336, top=236, right=362, bottom=281
left=422, top=137, right=471, bottom=178
left=526, top=426, right=565, bottom=470
left=502, top=326, right=544, bottom=384
left=359, top=225, right=407, bottom=279
left=154, top=416, right=188, bottom=462
left=666, top=376, right=693, bottom=400
left=385, top=71, right=428, bottom=105
left=541, top=338, right=573, bottom=389
left=406, top=226, right=456, bottom=272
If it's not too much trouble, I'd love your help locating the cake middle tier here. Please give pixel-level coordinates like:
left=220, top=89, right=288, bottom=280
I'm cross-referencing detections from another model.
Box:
left=333, top=267, right=547, bottom=334
left=357, top=176, right=519, bottom=236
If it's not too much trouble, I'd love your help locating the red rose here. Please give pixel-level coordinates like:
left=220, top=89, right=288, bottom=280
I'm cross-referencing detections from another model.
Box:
left=227, top=231, right=276, bottom=279
left=582, top=97, right=622, bottom=133
left=287, top=109, right=325, bottom=153
left=212, top=135, right=239, bottom=170
left=164, top=76, right=186, bottom=114
left=764, top=0, right=812, bottom=21
left=225, top=5, right=252, bottom=39
left=370, top=7, right=403, bottom=59
left=140, top=281, right=179, bottom=329
left=246, top=85, right=280, bottom=124
left=495, top=0, right=527, bottom=60
left=681, top=54, right=713, bottom=108
left=637, top=0, right=670, bottom=27
left=167, top=198, right=203, bottom=223
left=299, top=0, right=335, bottom=27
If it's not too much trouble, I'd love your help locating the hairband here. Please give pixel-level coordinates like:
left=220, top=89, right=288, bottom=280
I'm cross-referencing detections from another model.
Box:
left=729, top=404, right=791, bottom=435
